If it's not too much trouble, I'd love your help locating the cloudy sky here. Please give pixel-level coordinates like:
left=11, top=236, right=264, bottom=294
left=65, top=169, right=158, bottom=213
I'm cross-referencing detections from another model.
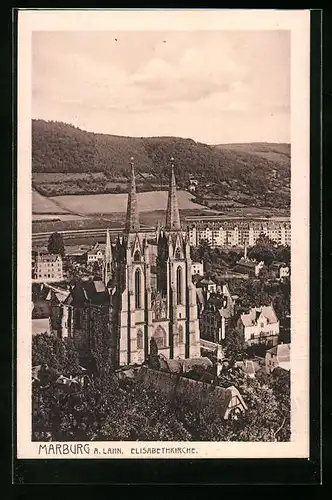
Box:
left=32, top=30, right=290, bottom=144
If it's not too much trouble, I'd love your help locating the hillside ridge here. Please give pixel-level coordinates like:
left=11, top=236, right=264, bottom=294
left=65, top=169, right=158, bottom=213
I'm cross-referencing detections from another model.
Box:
left=32, top=119, right=290, bottom=209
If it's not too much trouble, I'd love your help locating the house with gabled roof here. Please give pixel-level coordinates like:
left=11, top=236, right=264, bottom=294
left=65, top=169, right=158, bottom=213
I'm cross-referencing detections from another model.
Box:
left=86, top=247, right=104, bottom=264
left=198, top=283, right=235, bottom=344
left=49, top=280, right=113, bottom=361
left=237, top=305, right=279, bottom=347
left=265, top=343, right=291, bottom=373
left=235, top=359, right=259, bottom=379
left=270, top=261, right=290, bottom=280
left=233, top=257, right=264, bottom=277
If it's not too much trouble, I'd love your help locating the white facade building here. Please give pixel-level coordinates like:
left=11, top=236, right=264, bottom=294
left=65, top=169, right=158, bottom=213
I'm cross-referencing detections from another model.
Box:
left=187, top=219, right=291, bottom=248
left=191, top=261, right=204, bottom=277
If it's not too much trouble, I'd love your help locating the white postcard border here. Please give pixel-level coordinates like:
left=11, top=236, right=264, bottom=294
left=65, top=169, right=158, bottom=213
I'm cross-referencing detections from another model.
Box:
left=17, top=9, right=310, bottom=459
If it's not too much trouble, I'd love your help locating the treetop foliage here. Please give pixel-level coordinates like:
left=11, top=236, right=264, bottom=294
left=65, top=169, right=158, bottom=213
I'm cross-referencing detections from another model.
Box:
left=32, top=119, right=290, bottom=204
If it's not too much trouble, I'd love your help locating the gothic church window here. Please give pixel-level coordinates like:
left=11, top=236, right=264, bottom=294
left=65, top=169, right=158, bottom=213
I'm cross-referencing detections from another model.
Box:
left=153, top=326, right=167, bottom=348
left=175, top=248, right=181, bottom=259
left=176, top=266, right=182, bottom=305
left=134, top=250, right=140, bottom=262
left=137, top=329, right=144, bottom=350
left=178, top=325, right=184, bottom=344
left=135, top=268, right=141, bottom=309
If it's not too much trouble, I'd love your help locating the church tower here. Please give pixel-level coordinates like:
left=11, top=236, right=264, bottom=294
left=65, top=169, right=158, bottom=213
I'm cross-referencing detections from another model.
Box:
left=103, top=228, right=112, bottom=286
left=158, top=157, right=201, bottom=359
left=112, top=158, right=152, bottom=367
left=111, top=156, right=201, bottom=368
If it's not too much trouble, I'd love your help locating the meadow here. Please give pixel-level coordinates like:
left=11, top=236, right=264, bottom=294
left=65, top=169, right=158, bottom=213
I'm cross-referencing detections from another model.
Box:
left=32, top=214, right=86, bottom=221
left=48, top=190, right=203, bottom=214
left=32, top=190, right=68, bottom=214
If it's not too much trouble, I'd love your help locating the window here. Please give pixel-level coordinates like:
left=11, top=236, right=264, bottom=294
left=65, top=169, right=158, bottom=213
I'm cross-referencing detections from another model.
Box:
left=178, top=325, right=184, bottom=344
left=134, top=250, right=140, bottom=262
left=175, top=249, right=181, bottom=259
left=137, top=329, right=144, bottom=350
left=176, top=266, right=182, bottom=305
left=135, top=268, right=141, bottom=309
left=153, top=326, right=167, bottom=348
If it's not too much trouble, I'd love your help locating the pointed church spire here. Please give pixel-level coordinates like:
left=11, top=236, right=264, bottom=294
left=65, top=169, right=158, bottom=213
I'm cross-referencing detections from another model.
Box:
left=165, top=157, right=181, bottom=231
left=104, top=228, right=112, bottom=286
left=125, top=157, right=140, bottom=233
left=156, top=220, right=161, bottom=241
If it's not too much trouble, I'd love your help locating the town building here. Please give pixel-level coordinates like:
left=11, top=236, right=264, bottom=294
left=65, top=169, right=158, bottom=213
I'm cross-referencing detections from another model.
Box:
left=270, top=261, right=290, bottom=280
left=237, top=305, right=279, bottom=347
left=187, top=218, right=291, bottom=248
left=191, top=261, right=204, bottom=277
left=233, top=257, right=264, bottom=278
left=234, top=360, right=257, bottom=379
left=32, top=253, right=64, bottom=283
left=50, top=159, right=201, bottom=368
left=197, top=281, right=235, bottom=344
left=265, top=343, right=291, bottom=373
left=32, top=283, right=70, bottom=335
left=86, top=246, right=104, bottom=264
left=231, top=243, right=264, bottom=277
left=32, top=301, right=51, bottom=336
left=49, top=279, right=112, bottom=364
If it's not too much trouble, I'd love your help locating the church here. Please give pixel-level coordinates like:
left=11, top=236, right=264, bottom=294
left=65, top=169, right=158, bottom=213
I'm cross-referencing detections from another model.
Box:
left=50, top=158, right=201, bottom=368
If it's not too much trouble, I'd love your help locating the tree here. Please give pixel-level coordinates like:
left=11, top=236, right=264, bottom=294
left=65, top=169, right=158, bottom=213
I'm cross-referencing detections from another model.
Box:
left=258, top=265, right=269, bottom=281
left=223, top=328, right=245, bottom=365
left=47, top=231, right=65, bottom=256
left=249, top=234, right=276, bottom=266
left=198, top=239, right=212, bottom=262
left=32, top=372, right=193, bottom=442
left=92, top=260, right=102, bottom=277
left=275, top=245, right=291, bottom=265
left=32, top=333, right=81, bottom=377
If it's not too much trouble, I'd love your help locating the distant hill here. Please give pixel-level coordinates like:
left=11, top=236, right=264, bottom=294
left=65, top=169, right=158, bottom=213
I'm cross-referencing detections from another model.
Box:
left=32, top=119, right=290, bottom=208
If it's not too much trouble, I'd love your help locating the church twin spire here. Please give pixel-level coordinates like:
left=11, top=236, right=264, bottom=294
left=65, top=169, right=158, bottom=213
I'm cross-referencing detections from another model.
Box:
left=125, top=156, right=181, bottom=235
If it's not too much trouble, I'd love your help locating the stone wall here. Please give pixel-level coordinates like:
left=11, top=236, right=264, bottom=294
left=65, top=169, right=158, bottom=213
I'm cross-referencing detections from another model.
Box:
left=137, top=366, right=243, bottom=419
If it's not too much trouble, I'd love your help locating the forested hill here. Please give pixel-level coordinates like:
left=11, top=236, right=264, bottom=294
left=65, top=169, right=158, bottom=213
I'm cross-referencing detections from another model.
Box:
left=32, top=119, right=290, bottom=206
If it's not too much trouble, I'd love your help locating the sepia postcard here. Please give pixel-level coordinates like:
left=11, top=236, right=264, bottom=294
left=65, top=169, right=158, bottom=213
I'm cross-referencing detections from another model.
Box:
left=17, top=9, right=310, bottom=460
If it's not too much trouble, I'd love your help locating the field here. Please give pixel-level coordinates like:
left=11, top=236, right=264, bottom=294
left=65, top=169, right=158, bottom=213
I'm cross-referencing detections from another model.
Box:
left=32, top=190, right=69, bottom=214
left=49, top=190, right=205, bottom=214
left=32, top=214, right=86, bottom=221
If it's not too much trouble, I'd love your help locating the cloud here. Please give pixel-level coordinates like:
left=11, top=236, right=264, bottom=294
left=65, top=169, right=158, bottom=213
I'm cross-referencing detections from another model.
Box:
left=32, top=30, right=290, bottom=143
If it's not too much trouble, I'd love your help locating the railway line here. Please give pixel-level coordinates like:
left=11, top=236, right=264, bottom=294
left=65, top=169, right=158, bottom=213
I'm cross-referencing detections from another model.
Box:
left=32, top=226, right=156, bottom=243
